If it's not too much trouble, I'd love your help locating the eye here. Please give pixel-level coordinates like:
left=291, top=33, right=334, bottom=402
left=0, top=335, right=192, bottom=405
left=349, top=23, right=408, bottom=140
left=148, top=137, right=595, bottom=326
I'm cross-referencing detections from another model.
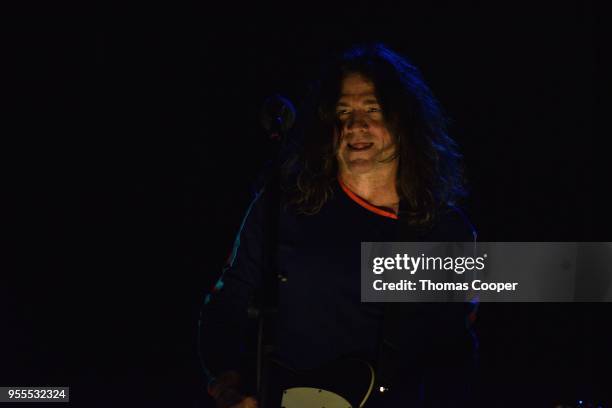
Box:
left=336, top=109, right=351, bottom=116
left=367, top=107, right=381, bottom=113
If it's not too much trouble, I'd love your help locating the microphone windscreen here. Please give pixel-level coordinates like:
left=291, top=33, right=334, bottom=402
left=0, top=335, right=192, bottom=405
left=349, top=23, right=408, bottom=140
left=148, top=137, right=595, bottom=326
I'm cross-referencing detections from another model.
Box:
left=260, top=94, right=296, bottom=134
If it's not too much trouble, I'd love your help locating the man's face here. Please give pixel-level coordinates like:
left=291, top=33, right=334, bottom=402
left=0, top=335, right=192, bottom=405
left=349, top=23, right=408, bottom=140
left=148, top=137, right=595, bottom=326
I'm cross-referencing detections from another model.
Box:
left=335, top=73, right=397, bottom=175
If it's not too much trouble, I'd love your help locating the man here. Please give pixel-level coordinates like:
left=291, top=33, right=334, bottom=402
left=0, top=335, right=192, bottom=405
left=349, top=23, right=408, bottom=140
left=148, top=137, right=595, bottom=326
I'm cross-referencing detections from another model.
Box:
left=200, top=43, right=478, bottom=407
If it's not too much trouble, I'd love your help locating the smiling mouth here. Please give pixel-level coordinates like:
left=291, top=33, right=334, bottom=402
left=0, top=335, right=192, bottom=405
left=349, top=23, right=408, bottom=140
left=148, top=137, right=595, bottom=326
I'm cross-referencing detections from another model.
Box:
left=348, top=142, right=374, bottom=151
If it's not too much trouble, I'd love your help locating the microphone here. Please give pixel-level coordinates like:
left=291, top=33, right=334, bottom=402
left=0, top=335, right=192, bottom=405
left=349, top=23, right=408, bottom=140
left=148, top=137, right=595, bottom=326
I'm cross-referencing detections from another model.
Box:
left=260, top=94, right=296, bottom=140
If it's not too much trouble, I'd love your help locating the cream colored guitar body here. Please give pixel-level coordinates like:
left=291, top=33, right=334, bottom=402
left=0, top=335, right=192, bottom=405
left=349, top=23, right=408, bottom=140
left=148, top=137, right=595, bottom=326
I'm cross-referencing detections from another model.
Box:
left=280, top=387, right=352, bottom=408
left=265, top=358, right=375, bottom=407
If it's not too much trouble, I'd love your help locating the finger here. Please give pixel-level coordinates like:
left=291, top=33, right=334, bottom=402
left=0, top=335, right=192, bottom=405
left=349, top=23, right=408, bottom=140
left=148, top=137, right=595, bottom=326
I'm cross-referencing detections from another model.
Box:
left=243, top=396, right=258, bottom=408
left=230, top=397, right=257, bottom=408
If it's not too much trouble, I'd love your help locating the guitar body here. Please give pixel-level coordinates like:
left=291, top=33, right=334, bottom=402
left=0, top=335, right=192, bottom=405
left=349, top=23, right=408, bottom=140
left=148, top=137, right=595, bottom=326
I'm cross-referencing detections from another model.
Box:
left=262, top=357, right=376, bottom=408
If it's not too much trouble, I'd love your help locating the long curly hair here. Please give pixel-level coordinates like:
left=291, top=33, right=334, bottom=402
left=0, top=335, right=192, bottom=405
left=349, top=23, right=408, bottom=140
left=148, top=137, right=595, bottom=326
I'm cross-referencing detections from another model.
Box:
left=282, top=43, right=466, bottom=227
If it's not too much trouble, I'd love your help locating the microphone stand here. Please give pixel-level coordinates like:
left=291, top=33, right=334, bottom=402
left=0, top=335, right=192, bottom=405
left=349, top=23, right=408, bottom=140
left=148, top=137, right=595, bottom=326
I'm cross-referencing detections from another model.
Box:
left=255, top=114, right=286, bottom=406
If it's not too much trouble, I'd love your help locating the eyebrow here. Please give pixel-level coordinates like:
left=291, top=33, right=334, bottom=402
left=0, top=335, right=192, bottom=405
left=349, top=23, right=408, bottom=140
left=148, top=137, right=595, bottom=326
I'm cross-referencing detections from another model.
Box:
left=336, top=98, right=380, bottom=107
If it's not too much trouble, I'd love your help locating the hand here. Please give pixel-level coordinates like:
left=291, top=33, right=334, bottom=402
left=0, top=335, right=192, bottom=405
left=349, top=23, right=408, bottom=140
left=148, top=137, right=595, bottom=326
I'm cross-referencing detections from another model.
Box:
left=207, top=371, right=258, bottom=408
left=229, top=396, right=258, bottom=408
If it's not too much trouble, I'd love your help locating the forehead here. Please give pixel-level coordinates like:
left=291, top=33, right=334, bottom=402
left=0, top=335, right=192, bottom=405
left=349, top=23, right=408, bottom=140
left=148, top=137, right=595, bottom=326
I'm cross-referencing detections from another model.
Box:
left=338, top=73, right=377, bottom=100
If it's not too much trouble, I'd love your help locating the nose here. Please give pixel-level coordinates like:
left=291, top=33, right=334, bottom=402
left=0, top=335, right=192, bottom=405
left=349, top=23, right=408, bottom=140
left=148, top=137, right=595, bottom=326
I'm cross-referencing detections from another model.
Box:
left=345, top=110, right=369, bottom=131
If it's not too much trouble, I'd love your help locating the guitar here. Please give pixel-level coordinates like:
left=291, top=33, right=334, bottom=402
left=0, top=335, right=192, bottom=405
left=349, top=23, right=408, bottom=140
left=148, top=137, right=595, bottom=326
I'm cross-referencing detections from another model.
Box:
left=260, top=356, right=377, bottom=408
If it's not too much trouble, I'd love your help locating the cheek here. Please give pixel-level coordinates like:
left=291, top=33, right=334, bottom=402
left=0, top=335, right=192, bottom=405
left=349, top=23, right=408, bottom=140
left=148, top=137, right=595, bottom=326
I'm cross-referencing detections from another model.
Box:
left=376, top=133, right=396, bottom=154
left=383, top=131, right=395, bottom=146
left=370, top=127, right=392, bottom=145
left=372, top=123, right=394, bottom=145
left=333, top=128, right=346, bottom=148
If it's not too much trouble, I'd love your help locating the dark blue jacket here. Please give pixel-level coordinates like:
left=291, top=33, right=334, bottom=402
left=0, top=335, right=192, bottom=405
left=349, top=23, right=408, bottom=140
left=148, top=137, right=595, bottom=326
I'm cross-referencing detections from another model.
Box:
left=199, top=179, right=478, bottom=388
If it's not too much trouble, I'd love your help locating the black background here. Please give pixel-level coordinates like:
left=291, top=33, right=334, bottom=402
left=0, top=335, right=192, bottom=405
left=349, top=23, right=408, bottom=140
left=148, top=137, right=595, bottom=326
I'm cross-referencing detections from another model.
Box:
left=2, top=1, right=610, bottom=407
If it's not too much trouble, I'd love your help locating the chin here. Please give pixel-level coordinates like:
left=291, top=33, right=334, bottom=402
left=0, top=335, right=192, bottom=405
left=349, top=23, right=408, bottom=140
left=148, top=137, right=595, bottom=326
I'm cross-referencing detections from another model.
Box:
left=344, top=158, right=376, bottom=174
